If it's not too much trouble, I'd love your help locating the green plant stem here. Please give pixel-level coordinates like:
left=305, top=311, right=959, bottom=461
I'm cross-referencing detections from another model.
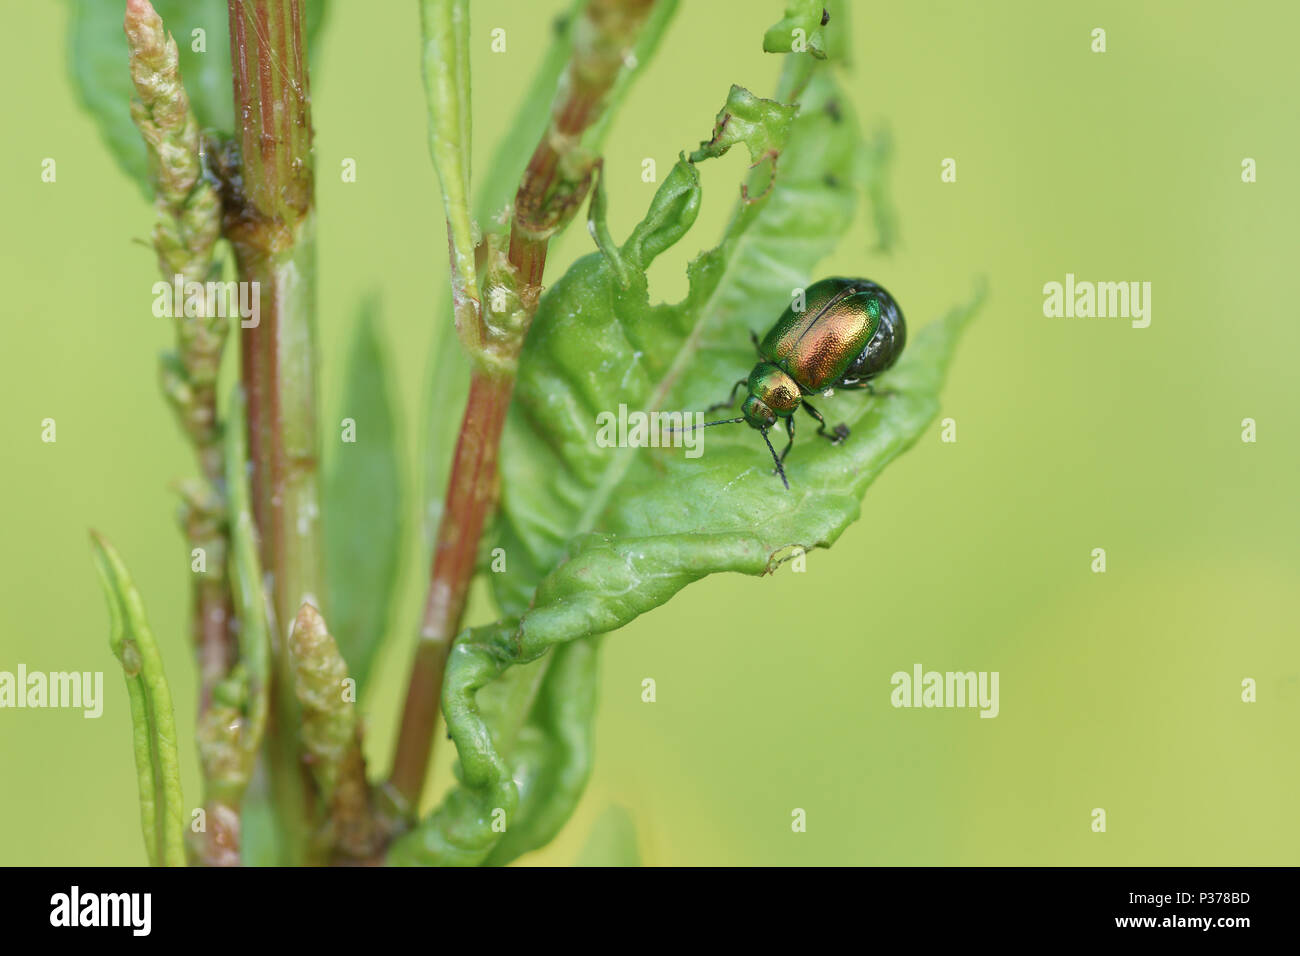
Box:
left=222, top=0, right=323, bottom=865
left=389, top=0, right=661, bottom=812
left=419, top=0, right=481, bottom=356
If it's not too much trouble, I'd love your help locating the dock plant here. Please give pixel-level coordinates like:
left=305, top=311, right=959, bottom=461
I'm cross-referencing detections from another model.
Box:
left=69, top=0, right=981, bottom=865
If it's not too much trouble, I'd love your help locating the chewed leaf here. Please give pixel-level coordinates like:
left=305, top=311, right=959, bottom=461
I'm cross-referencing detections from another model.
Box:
left=688, top=85, right=797, bottom=164
left=392, top=63, right=981, bottom=866
left=494, top=68, right=863, bottom=615
left=762, top=0, right=829, bottom=59
left=90, top=532, right=187, bottom=867
left=394, top=292, right=982, bottom=868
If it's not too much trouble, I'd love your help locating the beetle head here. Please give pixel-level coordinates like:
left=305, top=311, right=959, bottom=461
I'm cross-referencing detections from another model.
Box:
left=741, top=394, right=777, bottom=429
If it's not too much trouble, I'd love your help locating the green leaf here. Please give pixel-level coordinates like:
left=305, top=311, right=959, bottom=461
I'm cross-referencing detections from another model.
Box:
left=689, top=83, right=798, bottom=165
left=419, top=0, right=481, bottom=355
left=494, top=70, right=839, bottom=615
left=392, top=64, right=983, bottom=866
left=67, top=0, right=330, bottom=195
left=483, top=635, right=602, bottom=866
left=90, top=532, right=187, bottom=867
left=575, top=805, right=641, bottom=867
left=324, top=297, right=404, bottom=694
left=763, top=0, right=829, bottom=58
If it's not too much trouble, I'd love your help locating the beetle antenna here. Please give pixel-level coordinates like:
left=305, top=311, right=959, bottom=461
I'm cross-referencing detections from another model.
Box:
left=666, top=416, right=745, bottom=434
left=760, top=427, right=790, bottom=490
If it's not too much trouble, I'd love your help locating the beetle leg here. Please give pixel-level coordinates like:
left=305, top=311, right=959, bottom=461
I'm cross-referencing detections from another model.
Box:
left=750, top=330, right=762, bottom=354
left=839, top=380, right=895, bottom=397
left=778, top=414, right=795, bottom=464
left=705, top=378, right=748, bottom=414
left=802, top=400, right=850, bottom=444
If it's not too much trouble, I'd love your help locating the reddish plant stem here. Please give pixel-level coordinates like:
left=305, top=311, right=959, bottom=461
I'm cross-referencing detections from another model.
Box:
left=223, top=0, right=322, bottom=865
left=390, top=371, right=513, bottom=803
left=389, top=0, right=659, bottom=813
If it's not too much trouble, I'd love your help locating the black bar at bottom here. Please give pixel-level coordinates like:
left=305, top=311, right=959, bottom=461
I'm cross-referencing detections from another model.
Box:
left=1, top=866, right=1285, bottom=942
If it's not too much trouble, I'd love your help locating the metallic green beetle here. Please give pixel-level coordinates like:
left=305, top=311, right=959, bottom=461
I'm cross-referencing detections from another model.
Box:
left=696, top=277, right=906, bottom=489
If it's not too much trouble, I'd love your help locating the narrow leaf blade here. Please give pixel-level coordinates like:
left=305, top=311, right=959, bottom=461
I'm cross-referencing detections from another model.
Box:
left=90, top=532, right=187, bottom=867
left=324, top=298, right=404, bottom=693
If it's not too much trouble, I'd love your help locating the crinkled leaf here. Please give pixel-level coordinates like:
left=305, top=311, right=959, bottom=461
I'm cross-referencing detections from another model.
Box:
left=482, top=635, right=601, bottom=866
left=90, top=532, right=187, bottom=867
left=67, top=0, right=330, bottom=195
left=324, top=297, right=403, bottom=693
left=391, top=65, right=981, bottom=866
left=494, top=70, right=846, bottom=614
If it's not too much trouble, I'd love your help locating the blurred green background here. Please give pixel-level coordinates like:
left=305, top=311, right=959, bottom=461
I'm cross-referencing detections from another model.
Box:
left=2, top=0, right=1296, bottom=866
